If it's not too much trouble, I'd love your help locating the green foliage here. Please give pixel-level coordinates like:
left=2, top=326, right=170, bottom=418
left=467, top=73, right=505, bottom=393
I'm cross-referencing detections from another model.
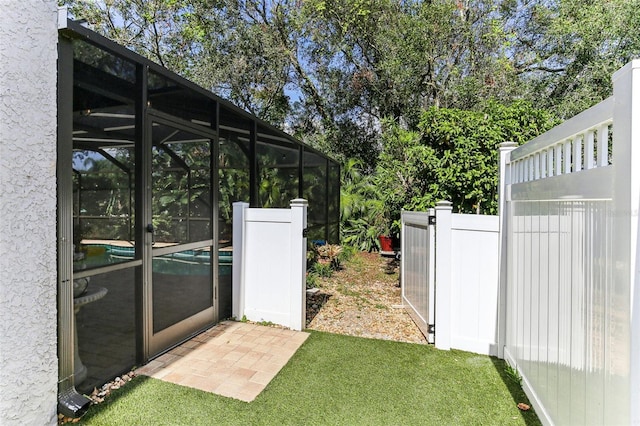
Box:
left=65, top=0, right=640, bottom=166
left=502, top=0, right=640, bottom=119
left=311, top=262, right=333, bottom=278
left=66, top=0, right=638, bottom=252
left=306, top=272, right=318, bottom=289
left=72, top=149, right=134, bottom=242
left=306, top=244, right=319, bottom=270
left=337, top=245, right=357, bottom=264
left=307, top=242, right=345, bottom=280
left=375, top=101, right=556, bottom=223
left=339, top=159, right=387, bottom=251
left=505, top=363, right=523, bottom=386
left=316, top=244, right=343, bottom=270
left=306, top=242, right=347, bottom=288
left=257, top=167, right=297, bottom=208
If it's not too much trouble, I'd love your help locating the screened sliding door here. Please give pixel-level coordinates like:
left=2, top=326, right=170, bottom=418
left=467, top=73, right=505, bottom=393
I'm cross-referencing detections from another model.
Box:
left=146, top=116, right=216, bottom=356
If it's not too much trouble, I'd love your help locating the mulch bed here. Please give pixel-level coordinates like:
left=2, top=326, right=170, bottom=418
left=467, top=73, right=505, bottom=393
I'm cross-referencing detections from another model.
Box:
left=306, top=251, right=427, bottom=344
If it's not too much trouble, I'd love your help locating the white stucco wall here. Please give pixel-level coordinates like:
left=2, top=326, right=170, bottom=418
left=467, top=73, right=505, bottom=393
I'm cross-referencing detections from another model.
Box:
left=0, top=2, right=59, bottom=425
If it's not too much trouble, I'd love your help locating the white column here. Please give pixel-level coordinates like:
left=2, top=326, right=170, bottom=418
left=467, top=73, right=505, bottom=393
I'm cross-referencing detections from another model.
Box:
left=612, top=59, right=640, bottom=425
left=289, top=199, right=308, bottom=331
left=434, top=201, right=453, bottom=350
left=497, top=142, right=517, bottom=359
left=232, top=202, right=249, bottom=321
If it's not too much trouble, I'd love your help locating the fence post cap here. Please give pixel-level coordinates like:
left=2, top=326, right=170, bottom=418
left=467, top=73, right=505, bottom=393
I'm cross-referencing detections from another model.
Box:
left=290, top=198, right=308, bottom=205
left=435, top=200, right=453, bottom=209
left=499, top=141, right=518, bottom=150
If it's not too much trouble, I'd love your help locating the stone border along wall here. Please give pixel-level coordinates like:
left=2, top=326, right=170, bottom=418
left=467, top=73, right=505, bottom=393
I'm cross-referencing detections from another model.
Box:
left=0, top=2, right=59, bottom=425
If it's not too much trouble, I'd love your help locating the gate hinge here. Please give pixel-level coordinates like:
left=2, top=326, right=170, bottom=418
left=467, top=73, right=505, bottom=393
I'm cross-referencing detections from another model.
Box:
left=428, top=324, right=435, bottom=334
left=428, top=215, right=436, bottom=225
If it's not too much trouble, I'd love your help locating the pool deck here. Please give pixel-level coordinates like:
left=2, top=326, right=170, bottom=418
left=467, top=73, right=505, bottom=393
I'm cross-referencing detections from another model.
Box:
left=135, top=321, right=309, bottom=402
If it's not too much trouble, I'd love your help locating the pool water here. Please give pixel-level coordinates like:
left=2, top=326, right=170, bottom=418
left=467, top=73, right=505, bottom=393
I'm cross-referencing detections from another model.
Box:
left=75, top=244, right=232, bottom=276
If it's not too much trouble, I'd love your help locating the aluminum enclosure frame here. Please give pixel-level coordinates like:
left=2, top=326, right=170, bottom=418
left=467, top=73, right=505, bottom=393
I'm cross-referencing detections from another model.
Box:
left=56, top=15, right=340, bottom=416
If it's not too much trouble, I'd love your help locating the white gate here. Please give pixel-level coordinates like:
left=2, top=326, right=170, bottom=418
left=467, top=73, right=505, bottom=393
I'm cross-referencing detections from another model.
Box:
left=401, top=204, right=500, bottom=354
left=401, top=210, right=436, bottom=344
left=232, top=199, right=307, bottom=331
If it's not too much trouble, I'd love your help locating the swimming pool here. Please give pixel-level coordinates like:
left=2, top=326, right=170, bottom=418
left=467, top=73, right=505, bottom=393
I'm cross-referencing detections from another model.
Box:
left=76, top=244, right=232, bottom=276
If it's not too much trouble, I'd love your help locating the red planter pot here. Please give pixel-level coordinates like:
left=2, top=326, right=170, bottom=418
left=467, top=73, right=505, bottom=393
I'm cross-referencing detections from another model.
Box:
left=378, top=235, right=394, bottom=252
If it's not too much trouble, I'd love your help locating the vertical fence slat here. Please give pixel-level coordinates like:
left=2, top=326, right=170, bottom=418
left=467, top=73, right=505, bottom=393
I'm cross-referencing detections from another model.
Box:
left=598, top=124, right=609, bottom=167
left=519, top=160, right=524, bottom=183
left=556, top=144, right=563, bottom=176
left=574, top=135, right=583, bottom=172
left=586, top=130, right=596, bottom=170
left=529, top=156, right=535, bottom=182
left=564, top=140, right=572, bottom=174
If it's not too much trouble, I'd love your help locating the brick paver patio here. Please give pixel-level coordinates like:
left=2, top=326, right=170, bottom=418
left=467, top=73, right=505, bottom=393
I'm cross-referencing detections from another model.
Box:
left=136, top=321, right=309, bottom=402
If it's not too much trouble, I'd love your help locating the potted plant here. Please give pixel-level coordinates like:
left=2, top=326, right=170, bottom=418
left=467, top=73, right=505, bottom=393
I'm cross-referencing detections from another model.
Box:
left=368, top=202, right=393, bottom=252
left=378, top=234, right=394, bottom=252
left=377, top=217, right=401, bottom=253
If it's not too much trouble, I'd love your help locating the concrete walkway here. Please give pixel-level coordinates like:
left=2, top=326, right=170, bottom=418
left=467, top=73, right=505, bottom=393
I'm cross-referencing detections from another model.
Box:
left=136, top=321, right=309, bottom=402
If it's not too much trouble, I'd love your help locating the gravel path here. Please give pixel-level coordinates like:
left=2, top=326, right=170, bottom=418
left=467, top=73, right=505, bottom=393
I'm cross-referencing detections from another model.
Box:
left=306, top=251, right=427, bottom=344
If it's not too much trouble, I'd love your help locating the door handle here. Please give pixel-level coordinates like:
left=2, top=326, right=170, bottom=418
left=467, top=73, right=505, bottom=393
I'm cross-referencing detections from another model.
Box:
left=146, top=223, right=156, bottom=246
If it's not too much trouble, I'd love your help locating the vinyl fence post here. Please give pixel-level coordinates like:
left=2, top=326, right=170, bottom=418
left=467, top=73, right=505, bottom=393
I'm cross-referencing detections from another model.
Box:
left=435, top=200, right=453, bottom=350
left=497, top=142, right=517, bottom=359
left=400, top=210, right=406, bottom=297
left=290, top=199, right=308, bottom=331
left=232, top=202, right=249, bottom=321
left=612, top=59, right=640, bottom=425
left=427, top=207, right=437, bottom=344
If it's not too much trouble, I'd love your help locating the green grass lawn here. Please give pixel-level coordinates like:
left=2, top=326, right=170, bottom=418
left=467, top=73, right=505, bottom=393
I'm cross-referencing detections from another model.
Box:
left=79, top=331, right=540, bottom=425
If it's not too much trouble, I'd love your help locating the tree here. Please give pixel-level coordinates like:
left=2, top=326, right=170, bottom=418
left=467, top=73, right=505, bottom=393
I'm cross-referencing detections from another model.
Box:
left=63, top=0, right=640, bottom=248
left=503, top=0, right=640, bottom=118
left=375, top=101, right=557, bottom=229
left=288, top=0, right=522, bottom=162
left=64, top=0, right=294, bottom=124
left=64, top=0, right=640, bottom=160
left=64, top=0, right=525, bottom=167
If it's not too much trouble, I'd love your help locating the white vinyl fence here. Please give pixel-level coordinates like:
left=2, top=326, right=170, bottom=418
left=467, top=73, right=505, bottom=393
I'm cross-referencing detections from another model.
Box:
left=499, top=61, right=640, bottom=425
left=232, top=199, right=307, bottom=330
left=401, top=203, right=500, bottom=355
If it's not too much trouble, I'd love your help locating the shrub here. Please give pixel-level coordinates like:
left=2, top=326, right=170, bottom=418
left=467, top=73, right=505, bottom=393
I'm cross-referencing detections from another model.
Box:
left=306, top=272, right=318, bottom=289
left=340, top=159, right=388, bottom=251
left=317, top=244, right=343, bottom=269
left=375, top=101, right=557, bottom=225
left=311, top=262, right=333, bottom=278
